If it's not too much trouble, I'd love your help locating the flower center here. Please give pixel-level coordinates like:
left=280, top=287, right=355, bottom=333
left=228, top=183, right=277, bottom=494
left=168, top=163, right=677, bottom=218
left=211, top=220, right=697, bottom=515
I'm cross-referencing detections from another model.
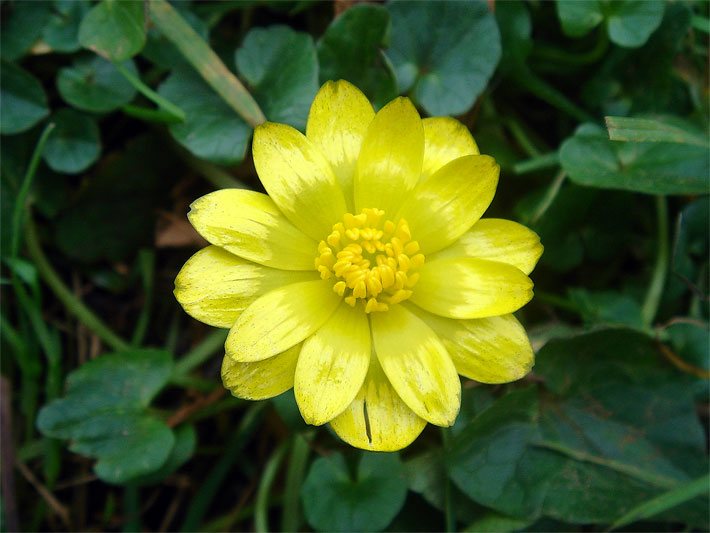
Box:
left=314, top=208, right=426, bottom=313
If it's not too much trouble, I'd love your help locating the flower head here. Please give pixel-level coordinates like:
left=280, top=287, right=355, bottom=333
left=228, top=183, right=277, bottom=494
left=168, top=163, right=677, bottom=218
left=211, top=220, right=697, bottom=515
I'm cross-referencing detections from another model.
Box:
left=174, top=80, right=542, bottom=451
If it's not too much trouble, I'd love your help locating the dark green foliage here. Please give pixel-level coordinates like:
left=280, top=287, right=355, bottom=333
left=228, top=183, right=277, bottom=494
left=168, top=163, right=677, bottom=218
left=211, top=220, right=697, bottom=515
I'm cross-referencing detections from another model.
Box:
left=2, top=0, right=707, bottom=531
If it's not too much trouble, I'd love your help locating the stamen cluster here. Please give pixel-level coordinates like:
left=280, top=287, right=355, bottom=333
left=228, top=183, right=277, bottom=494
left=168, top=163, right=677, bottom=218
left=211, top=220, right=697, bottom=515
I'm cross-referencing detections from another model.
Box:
left=315, top=208, right=425, bottom=313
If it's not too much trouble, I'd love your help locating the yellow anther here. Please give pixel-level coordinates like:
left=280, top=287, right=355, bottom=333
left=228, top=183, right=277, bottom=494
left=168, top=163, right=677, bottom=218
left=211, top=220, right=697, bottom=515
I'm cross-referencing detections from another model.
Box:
left=316, top=208, right=425, bottom=313
left=333, top=281, right=347, bottom=296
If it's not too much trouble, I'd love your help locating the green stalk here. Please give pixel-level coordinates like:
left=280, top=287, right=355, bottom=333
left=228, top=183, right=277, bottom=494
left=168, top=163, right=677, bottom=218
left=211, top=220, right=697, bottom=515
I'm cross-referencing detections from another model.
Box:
left=24, top=219, right=130, bottom=352
left=10, top=123, right=55, bottom=259
left=530, top=170, right=567, bottom=225
left=149, top=0, right=266, bottom=127
left=641, top=196, right=669, bottom=327
left=255, top=441, right=290, bottom=533
left=173, top=329, right=228, bottom=377
left=113, top=62, right=185, bottom=122
left=514, top=152, right=559, bottom=175
left=441, top=428, right=456, bottom=532
left=513, top=68, right=595, bottom=124
left=281, top=434, right=311, bottom=532
left=131, top=249, right=155, bottom=346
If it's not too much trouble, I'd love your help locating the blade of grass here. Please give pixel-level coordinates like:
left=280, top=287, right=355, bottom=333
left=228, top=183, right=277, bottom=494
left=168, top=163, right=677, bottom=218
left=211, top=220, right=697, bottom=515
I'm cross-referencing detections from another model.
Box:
left=641, top=196, right=669, bottom=327
left=609, top=473, right=710, bottom=530
left=173, top=329, right=228, bottom=377
left=281, top=434, right=310, bottom=532
left=605, top=116, right=707, bottom=146
left=23, top=218, right=130, bottom=352
left=255, top=441, right=290, bottom=533
left=149, top=0, right=266, bottom=127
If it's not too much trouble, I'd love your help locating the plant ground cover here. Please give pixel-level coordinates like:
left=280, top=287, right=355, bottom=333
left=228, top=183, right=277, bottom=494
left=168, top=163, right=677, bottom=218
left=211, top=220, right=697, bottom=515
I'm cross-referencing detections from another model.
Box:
left=1, top=0, right=708, bottom=531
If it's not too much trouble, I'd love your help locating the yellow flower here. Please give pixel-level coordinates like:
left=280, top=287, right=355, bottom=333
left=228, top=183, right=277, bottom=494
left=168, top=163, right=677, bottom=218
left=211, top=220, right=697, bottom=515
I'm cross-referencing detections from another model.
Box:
left=174, top=80, right=543, bottom=451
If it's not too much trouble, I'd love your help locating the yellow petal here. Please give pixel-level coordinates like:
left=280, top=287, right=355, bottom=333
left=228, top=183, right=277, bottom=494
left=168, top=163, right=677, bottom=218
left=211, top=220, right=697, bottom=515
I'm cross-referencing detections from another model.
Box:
left=188, top=189, right=317, bottom=270
left=407, top=305, right=534, bottom=384
left=252, top=122, right=348, bottom=240
left=354, top=97, right=424, bottom=216
left=306, top=80, right=375, bottom=210
left=371, top=305, right=460, bottom=426
left=226, top=279, right=341, bottom=362
left=295, top=304, right=370, bottom=425
left=330, top=356, right=427, bottom=452
left=421, top=117, right=479, bottom=182
left=174, top=246, right=316, bottom=328
left=221, top=343, right=301, bottom=400
left=430, top=219, right=543, bottom=275
left=410, top=257, right=533, bottom=319
left=397, top=155, right=499, bottom=254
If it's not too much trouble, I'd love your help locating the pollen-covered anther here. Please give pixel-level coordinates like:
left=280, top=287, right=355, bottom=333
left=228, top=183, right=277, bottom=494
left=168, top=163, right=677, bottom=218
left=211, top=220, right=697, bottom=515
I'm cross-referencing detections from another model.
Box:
left=315, top=208, right=426, bottom=313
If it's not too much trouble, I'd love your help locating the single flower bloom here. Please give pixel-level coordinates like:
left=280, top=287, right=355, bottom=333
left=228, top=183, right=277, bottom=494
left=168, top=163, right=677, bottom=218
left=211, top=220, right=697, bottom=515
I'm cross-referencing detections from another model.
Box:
left=174, top=80, right=542, bottom=451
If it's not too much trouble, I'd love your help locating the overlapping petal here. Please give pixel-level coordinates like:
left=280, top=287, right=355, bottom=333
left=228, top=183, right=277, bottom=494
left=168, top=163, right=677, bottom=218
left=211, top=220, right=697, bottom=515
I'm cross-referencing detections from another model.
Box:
left=411, top=257, right=533, bottom=319
left=421, top=117, right=479, bottom=182
left=188, top=189, right=317, bottom=270
left=371, top=305, right=460, bottom=426
left=174, top=246, right=316, bottom=328
left=330, top=356, right=427, bottom=451
left=295, top=304, right=370, bottom=425
left=354, top=97, right=424, bottom=216
left=221, top=343, right=301, bottom=400
left=430, top=219, right=543, bottom=275
left=306, top=80, right=374, bottom=210
left=408, top=305, right=534, bottom=384
left=397, top=155, right=499, bottom=254
left=226, top=279, right=341, bottom=362
left=252, top=123, right=347, bottom=240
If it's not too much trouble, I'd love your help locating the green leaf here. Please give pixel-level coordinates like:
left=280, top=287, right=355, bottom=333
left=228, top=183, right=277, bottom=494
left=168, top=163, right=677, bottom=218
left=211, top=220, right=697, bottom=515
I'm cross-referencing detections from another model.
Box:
left=449, top=330, right=708, bottom=525
left=567, top=289, right=645, bottom=330
left=671, top=198, right=709, bottom=294
left=236, top=25, right=318, bottom=130
left=43, top=0, right=91, bottom=53
left=57, top=55, right=137, bottom=113
left=42, top=109, right=101, bottom=174
left=559, top=123, right=709, bottom=195
left=495, top=0, right=532, bottom=74
left=302, top=452, right=408, bottom=532
left=605, top=116, right=707, bottom=146
left=158, top=68, right=251, bottom=165
left=556, top=0, right=604, bottom=38
left=0, top=61, right=49, bottom=135
left=130, top=424, right=197, bottom=486
left=610, top=474, right=710, bottom=530
left=386, top=0, right=500, bottom=116
left=606, top=0, right=665, bottom=48
left=665, top=322, right=710, bottom=375
left=556, top=0, right=664, bottom=48
left=0, top=1, right=52, bottom=60
left=37, top=349, right=175, bottom=484
left=464, top=511, right=534, bottom=533
left=78, top=0, right=146, bottom=61
left=317, top=5, right=397, bottom=108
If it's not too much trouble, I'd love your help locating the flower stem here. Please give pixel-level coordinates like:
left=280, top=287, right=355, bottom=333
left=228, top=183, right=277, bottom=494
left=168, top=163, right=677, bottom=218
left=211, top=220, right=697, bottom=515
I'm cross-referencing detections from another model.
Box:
left=173, top=329, right=228, bottom=377
left=513, top=151, right=559, bottom=175
left=113, top=61, right=185, bottom=122
left=149, top=0, right=266, bottom=128
left=23, top=219, right=130, bottom=353
left=10, top=122, right=55, bottom=259
left=530, top=170, right=567, bottom=225
left=441, top=428, right=456, bottom=532
left=641, top=196, right=669, bottom=327
left=255, top=440, right=290, bottom=533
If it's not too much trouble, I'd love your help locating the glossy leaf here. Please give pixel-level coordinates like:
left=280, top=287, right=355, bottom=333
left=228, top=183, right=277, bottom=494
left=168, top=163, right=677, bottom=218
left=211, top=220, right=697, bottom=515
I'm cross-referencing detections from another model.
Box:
left=57, top=55, right=137, bottom=113
left=236, top=25, right=318, bottom=130
left=386, top=0, right=500, bottom=115
left=37, top=350, right=175, bottom=484
left=43, top=0, right=91, bottom=53
left=78, top=0, right=146, bottom=61
left=0, top=61, right=49, bottom=135
left=158, top=68, right=251, bottom=164
left=42, top=109, right=101, bottom=174
left=0, top=1, right=52, bottom=60
left=317, top=5, right=397, bottom=108
left=302, top=452, right=408, bottom=532
left=560, top=123, right=709, bottom=195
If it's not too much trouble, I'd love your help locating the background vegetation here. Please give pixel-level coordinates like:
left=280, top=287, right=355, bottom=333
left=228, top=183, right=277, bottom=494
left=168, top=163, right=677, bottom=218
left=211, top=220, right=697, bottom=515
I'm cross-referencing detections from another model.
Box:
left=1, top=0, right=708, bottom=531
